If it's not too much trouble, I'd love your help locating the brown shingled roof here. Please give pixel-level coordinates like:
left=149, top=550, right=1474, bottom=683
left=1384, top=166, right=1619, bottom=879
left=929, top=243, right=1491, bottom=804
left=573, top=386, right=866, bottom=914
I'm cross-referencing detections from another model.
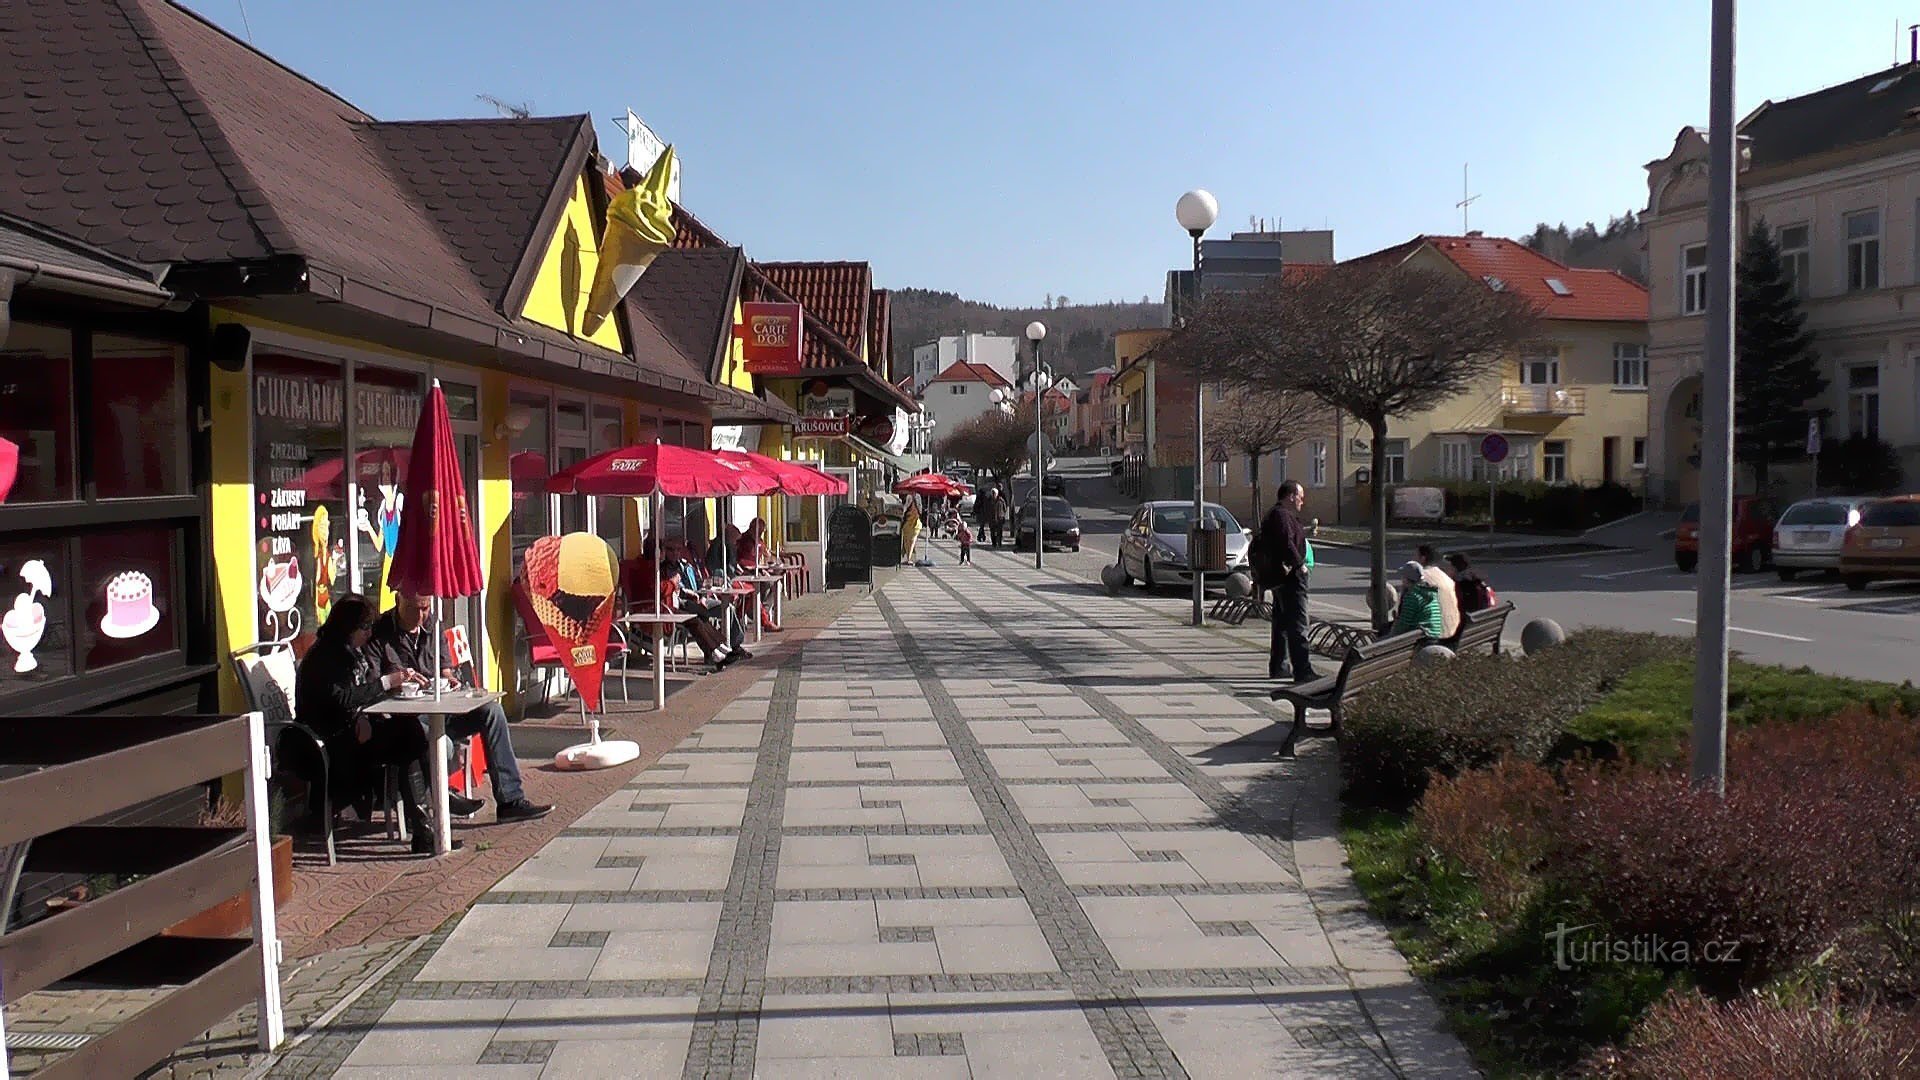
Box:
left=624, top=247, right=746, bottom=382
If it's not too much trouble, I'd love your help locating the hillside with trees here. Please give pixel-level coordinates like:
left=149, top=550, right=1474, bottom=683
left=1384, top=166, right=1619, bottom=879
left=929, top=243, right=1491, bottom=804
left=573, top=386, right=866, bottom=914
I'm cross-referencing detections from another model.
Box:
left=887, top=288, right=1162, bottom=379
left=1520, top=212, right=1647, bottom=284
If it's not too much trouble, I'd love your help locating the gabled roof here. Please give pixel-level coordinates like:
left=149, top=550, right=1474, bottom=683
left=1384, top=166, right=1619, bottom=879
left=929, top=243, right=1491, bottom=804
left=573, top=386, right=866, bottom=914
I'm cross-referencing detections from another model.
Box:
left=624, top=247, right=747, bottom=383
left=868, top=289, right=892, bottom=379
left=758, top=261, right=874, bottom=366
left=928, top=361, right=1010, bottom=389
left=1354, top=234, right=1647, bottom=322
left=1741, top=62, right=1920, bottom=169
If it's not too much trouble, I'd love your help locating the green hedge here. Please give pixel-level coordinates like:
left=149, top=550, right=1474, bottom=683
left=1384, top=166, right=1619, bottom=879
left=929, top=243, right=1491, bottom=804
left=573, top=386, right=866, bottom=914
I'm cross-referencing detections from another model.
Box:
left=1399, top=480, right=1642, bottom=531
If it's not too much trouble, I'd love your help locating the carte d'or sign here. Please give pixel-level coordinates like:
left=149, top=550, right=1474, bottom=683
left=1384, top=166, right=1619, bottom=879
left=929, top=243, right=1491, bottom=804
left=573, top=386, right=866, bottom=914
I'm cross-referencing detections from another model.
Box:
left=740, top=302, right=804, bottom=375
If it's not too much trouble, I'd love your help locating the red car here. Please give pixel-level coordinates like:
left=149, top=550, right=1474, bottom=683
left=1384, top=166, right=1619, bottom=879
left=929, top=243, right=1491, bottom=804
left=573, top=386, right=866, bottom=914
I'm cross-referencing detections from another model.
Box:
left=1675, top=496, right=1778, bottom=573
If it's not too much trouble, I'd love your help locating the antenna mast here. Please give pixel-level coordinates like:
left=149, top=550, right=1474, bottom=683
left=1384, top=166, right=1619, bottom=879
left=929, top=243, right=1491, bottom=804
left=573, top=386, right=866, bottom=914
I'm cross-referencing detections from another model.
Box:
left=1456, top=163, right=1481, bottom=233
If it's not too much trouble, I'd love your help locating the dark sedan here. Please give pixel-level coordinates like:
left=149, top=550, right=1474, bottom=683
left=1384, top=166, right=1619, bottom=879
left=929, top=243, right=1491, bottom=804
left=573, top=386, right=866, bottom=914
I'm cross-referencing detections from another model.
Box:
left=1015, top=496, right=1081, bottom=552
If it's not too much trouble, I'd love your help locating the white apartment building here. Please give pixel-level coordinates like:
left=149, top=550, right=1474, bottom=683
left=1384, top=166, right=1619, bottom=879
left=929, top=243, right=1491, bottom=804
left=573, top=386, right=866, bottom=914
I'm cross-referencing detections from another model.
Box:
left=919, top=360, right=1012, bottom=465
left=1644, top=62, right=1920, bottom=504
left=910, top=334, right=1019, bottom=395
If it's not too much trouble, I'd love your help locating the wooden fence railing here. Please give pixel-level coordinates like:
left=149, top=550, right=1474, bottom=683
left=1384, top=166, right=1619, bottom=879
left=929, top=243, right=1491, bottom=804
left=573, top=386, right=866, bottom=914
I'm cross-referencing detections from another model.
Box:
left=0, top=712, right=283, bottom=1079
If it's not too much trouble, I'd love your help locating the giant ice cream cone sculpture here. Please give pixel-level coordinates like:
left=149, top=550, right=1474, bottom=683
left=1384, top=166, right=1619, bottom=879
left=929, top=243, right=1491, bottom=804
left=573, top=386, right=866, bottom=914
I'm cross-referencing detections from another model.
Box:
left=582, top=146, right=676, bottom=336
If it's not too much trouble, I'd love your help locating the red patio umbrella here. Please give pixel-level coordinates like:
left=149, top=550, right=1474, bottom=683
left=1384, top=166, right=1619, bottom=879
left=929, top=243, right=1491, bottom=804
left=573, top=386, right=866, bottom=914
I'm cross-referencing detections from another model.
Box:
left=895, top=473, right=968, bottom=497
left=388, top=382, right=483, bottom=602
left=546, top=442, right=779, bottom=499
left=714, top=450, right=847, bottom=496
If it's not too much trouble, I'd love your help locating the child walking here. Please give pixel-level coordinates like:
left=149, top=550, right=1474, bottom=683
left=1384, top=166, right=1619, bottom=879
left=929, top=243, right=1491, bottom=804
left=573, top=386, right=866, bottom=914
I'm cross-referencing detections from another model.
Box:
left=956, top=520, right=974, bottom=564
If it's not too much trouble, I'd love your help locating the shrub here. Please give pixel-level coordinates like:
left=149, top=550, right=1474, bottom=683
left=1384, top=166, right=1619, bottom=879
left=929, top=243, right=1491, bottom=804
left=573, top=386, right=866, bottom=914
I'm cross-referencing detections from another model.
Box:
left=1340, top=629, right=1689, bottom=809
left=1416, top=758, right=1564, bottom=922
left=1582, top=991, right=1920, bottom=1079
left=1437, top=480, right=1643, bottom=530
left=1819, top=435, right=1906, bottom=496
left=1548, top=710, right=1920, bottom=992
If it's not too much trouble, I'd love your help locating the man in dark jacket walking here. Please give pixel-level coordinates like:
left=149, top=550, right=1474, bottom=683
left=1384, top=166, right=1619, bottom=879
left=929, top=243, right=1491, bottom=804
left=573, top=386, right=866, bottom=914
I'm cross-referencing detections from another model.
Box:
left=1259, top=480, right=1319, bottom=683
left=987, top=486, right=1009, bottom=548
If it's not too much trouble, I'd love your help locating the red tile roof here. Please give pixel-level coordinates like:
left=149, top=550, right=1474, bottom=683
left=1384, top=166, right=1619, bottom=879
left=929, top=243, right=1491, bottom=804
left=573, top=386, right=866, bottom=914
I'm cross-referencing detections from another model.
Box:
left=758, top=261, right=873, bottom=366
left=1356, top=235, right=1647, bottom=322
left=928, top=361, right=1010, bottom=389
left=868, top=288, right=892, bottom=380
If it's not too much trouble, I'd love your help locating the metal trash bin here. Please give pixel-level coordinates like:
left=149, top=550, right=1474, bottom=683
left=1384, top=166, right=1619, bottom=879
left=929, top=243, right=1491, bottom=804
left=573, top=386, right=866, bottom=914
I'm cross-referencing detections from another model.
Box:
left=1188, top=522, right=1229, bottom=574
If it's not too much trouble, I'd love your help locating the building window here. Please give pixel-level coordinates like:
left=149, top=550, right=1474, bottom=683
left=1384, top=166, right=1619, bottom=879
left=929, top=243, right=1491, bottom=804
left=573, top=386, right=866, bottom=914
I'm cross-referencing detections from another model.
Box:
left=950, top=384, right=965, bottom=395
left=1543, top=440, right=1568, bottom=483
left=1777, top=223, right=1810, bottom=297
left=1309, top=440, right=1327, bottom=488
left=1441, top=440, right=1469, bottom=480
left=0, top=323, right=77, bottom=503
left=508, top=390, right=552, bottom=567
left=1845, top=209, right=1881, bottom=291
left=253, top=353, right=349, bottom=647
left=1848, top=364, right=1881, bottom=438
left=1612, top=343, right=1648, bottom=388
left=1682, top=243, right=1708, bottom=315
left=350, top=363, right=425, bottom=603
left=1520, top=351, right=1559, bottom=385
left=1632, top=437, right=1647, bottom=469
left=1382, top=438, right=1407, bottom=484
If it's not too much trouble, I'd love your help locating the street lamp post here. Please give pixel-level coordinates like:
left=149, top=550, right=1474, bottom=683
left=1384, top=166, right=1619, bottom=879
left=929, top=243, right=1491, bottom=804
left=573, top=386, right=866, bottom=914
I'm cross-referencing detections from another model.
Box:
left=1176, top=189, right=1218, bottom=627
left=1026, top=320, right=1048, bottom=571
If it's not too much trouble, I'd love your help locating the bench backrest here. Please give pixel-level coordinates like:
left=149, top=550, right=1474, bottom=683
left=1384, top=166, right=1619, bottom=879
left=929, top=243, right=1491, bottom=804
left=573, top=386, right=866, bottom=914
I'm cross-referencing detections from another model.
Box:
left=1335, top=629, right=1425, bottom=696
left=1454, top=601, right=1514, bottom=654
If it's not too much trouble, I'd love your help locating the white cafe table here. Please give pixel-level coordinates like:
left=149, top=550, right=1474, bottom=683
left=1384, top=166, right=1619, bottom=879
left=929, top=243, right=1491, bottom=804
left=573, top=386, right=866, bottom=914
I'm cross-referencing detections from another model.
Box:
left=372, top=688, right=502, bottom=857
left=619, top=611, right=695, bottom=710
left=739, top=573, right=786, bottom=642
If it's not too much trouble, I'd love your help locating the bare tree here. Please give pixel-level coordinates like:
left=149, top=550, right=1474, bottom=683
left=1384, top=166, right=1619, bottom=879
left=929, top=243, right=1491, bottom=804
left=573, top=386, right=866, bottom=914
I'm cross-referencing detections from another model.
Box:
left=938, top=408, right=1032, bottom=491
left=1208, top=390, right=1332, bottom=523
left=1168, top=260, right=1540, bottom=628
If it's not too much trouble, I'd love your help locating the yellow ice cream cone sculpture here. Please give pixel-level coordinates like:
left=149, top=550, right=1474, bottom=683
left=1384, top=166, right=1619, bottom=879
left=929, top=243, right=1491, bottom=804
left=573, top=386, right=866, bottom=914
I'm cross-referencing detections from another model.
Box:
left=582, top=146, right=676, bottom=336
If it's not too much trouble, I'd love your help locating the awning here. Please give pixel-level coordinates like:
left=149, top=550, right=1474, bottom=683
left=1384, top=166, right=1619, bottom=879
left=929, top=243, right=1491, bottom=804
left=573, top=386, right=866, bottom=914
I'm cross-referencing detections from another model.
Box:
left=845, top=434, right=917, bottom=475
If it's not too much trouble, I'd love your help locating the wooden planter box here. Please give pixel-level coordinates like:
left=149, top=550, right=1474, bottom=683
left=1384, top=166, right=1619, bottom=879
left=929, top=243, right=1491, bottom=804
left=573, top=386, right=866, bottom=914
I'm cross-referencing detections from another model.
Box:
left=161, top=834, right=294, bottom=939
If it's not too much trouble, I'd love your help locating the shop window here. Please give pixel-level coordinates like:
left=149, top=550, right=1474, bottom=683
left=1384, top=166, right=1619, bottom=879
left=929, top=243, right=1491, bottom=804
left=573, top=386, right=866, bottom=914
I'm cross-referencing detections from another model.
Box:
left=79, top=527, right=178, bottom=670
left=0, top=539, right=71, bottom=684
left=592, top=404, right=625, bottom=555
left=509, top=390, right=551, bottom=565
left=0, top=323, right=76, bottom=503
left=351, top=364, right=424, bottom=603
left=442, top=380, right=480, bottom=422
left=92, top=337, right=189, bottom=498
left=252, top=354, right=349, bottom=647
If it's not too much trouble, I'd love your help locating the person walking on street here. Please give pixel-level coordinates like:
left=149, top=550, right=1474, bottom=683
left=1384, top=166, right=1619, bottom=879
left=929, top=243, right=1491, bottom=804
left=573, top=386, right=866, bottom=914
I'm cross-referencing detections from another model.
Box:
left=1259, top=480, right=1318, bottom=683
left=989, top=486, right=1009, bottom=549
left=1389, top=561, right=1446, bottom=640
left=1415, top=544, right=1461, bottom=640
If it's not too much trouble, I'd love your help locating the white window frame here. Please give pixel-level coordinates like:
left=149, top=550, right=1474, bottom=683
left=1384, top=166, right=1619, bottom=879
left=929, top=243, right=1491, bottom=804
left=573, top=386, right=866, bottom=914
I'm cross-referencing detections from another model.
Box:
left=1777, top=222, right=1810, bottom=298
left=1382, top=438, right=1407, bottom=484
left=1542, top=440, right=1569, bottom=484
left=1848, top=363, right=1881, bottom=439
left=1845, top=209, right=1881, bottom=292
left=1632, top=436, right=1647, bottom=470
left=1519, top=351, right=1560, bottom=385
left=1441, top=440, right=1470, bottom=480
left=1681, top=243, right=1708, bottom=315
left=1308, top=439, right=1328, bottom=488
left=1612, top=343, right=1647, bottom=388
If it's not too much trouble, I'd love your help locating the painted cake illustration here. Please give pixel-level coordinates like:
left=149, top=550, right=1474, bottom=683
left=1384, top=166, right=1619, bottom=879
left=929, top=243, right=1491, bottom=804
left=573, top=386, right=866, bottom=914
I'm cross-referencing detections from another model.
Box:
left=100, top=570, right=160, bottom=639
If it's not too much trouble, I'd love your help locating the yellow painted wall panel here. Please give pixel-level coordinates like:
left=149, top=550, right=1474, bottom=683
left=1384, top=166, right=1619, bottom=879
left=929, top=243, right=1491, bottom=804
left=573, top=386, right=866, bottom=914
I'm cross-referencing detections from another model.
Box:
left=520, top=176, right=626, bottom=353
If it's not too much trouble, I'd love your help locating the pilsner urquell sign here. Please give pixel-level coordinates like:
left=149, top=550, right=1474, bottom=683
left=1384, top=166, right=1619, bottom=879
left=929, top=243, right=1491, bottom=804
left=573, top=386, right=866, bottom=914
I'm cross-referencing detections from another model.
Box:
left=740, top=302, right=804, bottom=375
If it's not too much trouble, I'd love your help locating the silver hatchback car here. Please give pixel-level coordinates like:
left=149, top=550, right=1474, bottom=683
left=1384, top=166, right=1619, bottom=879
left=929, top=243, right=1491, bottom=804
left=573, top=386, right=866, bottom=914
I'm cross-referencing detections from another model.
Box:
left=1115, top=501, right=1251, bottom=589
left=1773, top=496, right=1874, bottom=579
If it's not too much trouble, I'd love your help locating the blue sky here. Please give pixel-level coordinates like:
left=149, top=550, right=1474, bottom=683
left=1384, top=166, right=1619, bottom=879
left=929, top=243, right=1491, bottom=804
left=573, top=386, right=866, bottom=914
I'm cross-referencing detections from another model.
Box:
left=189, top=1, right=1915, bottom=307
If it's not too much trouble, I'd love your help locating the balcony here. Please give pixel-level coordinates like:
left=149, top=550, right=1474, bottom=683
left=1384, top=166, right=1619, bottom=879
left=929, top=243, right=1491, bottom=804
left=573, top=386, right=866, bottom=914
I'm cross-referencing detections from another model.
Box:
left=1499, top=384, right=1586, bottom=417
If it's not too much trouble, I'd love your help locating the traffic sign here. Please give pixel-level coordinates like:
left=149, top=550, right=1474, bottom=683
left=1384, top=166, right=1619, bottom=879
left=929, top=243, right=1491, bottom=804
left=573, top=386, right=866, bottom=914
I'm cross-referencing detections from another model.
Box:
left=1479, top=433, right=1510, bottom=464
left=1210, top=444, right=1229, bottom=463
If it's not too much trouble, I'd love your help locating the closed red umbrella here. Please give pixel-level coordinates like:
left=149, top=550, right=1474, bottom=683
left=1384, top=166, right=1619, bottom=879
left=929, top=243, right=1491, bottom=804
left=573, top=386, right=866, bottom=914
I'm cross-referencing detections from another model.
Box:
left=388, top=382, right=483, bottom=599
left=546, top=442, right=778, bottom=499
left=895, top=473, right=967, bottom=497
left=714, top=450, right=848, bottom=496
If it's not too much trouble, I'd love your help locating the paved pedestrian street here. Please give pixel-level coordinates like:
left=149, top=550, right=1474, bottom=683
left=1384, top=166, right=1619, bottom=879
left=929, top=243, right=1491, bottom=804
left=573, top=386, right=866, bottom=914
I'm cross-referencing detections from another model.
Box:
left=296, top=556, right=1475, bottom=1079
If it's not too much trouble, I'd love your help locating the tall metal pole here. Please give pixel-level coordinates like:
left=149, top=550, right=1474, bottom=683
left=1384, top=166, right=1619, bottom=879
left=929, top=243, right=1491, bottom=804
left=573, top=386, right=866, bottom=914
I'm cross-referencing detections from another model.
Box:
left=1693, top=0, right=1737, bottom=796
left=1034, top=337, right=1045, bottom=571
left=1190, top=230, right=1206, bottom=627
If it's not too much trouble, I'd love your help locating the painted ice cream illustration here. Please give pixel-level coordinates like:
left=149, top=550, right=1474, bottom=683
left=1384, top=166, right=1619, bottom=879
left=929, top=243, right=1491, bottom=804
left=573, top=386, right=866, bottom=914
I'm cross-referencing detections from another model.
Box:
left=582, top=146, right=676, bottom=336
left=3, top=559, right=52, bottom=673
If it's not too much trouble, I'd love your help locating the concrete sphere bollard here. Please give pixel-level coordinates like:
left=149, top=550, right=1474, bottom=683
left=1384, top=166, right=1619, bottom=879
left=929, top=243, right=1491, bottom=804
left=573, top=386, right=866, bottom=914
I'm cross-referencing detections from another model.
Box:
left=1521, top=618, right=1567, bottom=655
left=1415, top=645, right=1456, bottom=667
left=1099, top=563, right=1126, bottom=596
left=1224, top=571, right=1254, bottom=600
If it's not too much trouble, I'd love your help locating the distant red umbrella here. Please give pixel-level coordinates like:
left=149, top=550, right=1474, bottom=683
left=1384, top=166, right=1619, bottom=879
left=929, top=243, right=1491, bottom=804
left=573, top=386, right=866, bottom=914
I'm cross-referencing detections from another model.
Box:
left=546, top=442, right=778, bottom=499
left=387, top=382, right=483, bottom=600
left=895, top=473, right=968, bottom=497
left=714, top=450, right=847, bottom=496
left=292, top=447, right=409, bottom=495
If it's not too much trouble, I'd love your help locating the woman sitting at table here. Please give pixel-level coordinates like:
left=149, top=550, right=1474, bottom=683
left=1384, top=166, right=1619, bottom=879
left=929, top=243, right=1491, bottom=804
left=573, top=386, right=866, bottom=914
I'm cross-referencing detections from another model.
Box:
left=658, top=554, right=742, bottom=673
left=736, top=519, right=781, bottom=631
left=293, top=594, right=442, bottom=855
left=671, top=540, right=748, bottom=654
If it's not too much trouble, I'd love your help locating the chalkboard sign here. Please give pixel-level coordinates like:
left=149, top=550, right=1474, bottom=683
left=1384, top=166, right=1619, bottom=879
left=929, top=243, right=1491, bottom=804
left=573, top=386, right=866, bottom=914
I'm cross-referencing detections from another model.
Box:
left=826, top=505, right=874, bottom=589
left=871, top=531, right=902, bottom=568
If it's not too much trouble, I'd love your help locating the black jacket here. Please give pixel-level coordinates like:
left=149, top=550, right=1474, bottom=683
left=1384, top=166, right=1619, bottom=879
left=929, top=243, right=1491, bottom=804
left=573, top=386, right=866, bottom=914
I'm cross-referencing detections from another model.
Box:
left=1258, top=504, right=1308, bottom=587
left=370, top=609, right=440, bottom=678
left=294, top=639, right=386, bottom=746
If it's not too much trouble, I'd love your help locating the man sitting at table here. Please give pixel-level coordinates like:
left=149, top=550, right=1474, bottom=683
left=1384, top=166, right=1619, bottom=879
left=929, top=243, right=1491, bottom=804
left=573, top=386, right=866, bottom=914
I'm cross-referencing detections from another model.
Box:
left=666, top=541, right=751, bottom=659
left=372, top=592, right=553, bottom=824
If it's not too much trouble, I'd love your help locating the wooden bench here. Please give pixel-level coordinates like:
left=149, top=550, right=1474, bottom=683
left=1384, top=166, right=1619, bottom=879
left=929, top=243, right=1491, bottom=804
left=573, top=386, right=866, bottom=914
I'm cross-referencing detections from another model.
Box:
left=1442, top=600, right=1513, bottom=656
left=1270, top=629, right=1425, bottom=756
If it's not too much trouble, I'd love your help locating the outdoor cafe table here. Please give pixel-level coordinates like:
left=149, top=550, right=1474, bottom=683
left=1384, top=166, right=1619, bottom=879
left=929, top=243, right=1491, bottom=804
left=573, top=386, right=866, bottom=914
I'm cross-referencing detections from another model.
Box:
left=619, top=611, right=695, bottom=710
left=705, top=582, right=756, bottom=647
left=739, top=572, right=786, bottom=643
left=371, top=688, right=502, bottom=857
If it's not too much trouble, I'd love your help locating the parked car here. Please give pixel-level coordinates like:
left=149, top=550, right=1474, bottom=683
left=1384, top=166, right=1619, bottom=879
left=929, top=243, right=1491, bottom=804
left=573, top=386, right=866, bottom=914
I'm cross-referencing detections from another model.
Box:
left=1674, top=496, right=1777, bottom=573
left=1115, top=501, right=1251, bottom=589
left=1014, top=496, right=1081, bottom=552
left=1840, top=495, right=1920, bottom=591
left=1772, top=496, right=1874, bottom=580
